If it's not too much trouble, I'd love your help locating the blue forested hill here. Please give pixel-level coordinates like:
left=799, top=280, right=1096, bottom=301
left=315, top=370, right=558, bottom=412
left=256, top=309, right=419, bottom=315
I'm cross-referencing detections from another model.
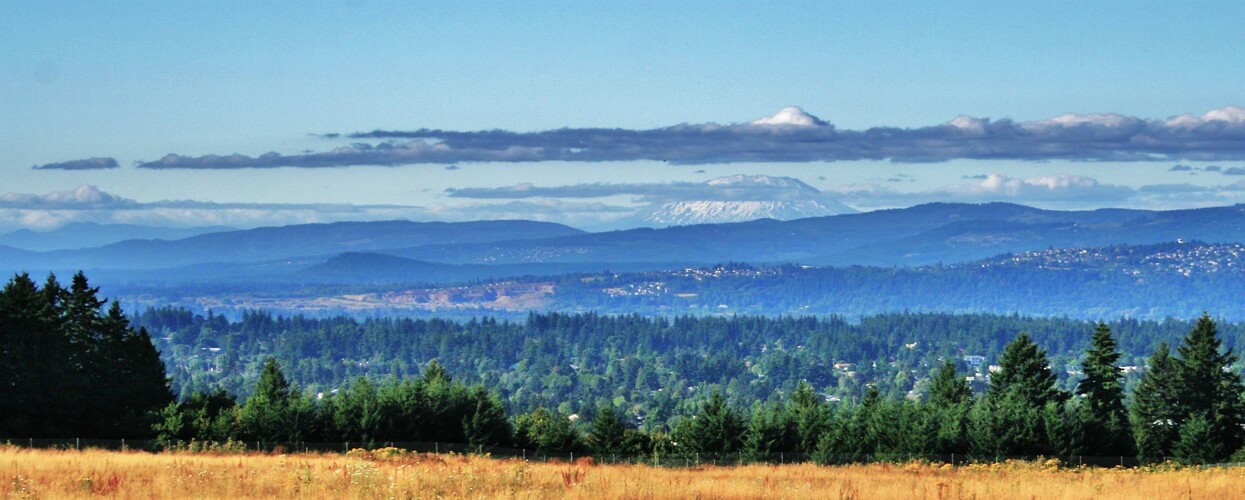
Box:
left=9, top=202, right=1245, bottom=277
left=0, top=222, right=233, bottom=251
left=117, top=242, right=1245, bottom=321
left=0, top=219, right=585, bottom=271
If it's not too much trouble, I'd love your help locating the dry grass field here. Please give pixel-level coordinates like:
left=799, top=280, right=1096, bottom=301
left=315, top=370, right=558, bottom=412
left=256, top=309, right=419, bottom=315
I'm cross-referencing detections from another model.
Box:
left=2, top=446, right=1243, bottom=499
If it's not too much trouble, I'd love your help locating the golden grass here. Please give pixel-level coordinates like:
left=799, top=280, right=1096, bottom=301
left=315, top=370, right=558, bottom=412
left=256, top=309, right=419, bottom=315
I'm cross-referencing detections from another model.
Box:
left=2, top=446, right=1243, bottom=499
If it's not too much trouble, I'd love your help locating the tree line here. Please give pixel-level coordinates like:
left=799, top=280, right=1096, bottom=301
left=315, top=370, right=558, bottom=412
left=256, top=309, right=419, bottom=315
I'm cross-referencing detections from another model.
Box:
left=151, top=316, right=1245, bottom=464
left=135, top=305, right=1245, bottom=427
left=4, top=273, right=1245, bottom=463
left=153, top=358, right=511, bottom=449
left=0, top=273, right=172, bottom=438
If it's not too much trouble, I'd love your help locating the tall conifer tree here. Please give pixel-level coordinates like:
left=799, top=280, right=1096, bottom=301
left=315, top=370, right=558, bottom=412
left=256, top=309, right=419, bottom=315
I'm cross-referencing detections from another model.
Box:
left=1131, top=343, right=1180, bottom=461
left=928, top=360, right=972, bottom=454
left=1076, top=322, right=1132, bottom=456
left=240, top=357, right=297, bottom=442
left=990, top=332, right=1066, bottom=407
left=1172, top=314, right=1245, bottom=461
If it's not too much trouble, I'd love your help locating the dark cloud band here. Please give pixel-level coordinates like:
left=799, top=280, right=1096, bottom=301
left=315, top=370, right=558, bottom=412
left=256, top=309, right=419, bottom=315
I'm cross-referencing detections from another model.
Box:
left=44, top=106, right=1245, bottom=170
left=447, top=176, right=821, bottom=203
left=32, top=157, right=119, bottom=170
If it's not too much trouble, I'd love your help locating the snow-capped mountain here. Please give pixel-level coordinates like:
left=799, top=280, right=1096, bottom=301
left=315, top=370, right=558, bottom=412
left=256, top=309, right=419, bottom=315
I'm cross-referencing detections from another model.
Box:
left=750, top=106, right=829, bottom=127
left=633, top=174, right=857, bottom=226
left=641, top=199, right=856, bottom=225
left=705, top=173, right=821, bottom=193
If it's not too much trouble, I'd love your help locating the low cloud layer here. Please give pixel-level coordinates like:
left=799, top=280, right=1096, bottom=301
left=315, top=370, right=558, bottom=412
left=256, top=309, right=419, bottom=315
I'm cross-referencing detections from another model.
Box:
left=0, top=185, right=135, bottom=208
left=32, top=157, right=119, bottom=170
left=0, top=185, right=418, bottom=231
left=0, top=185, right=634, bottom=232
left=447, top=174, right=823, bottom=204
left=7, top=172, right=1245, bottom=232
left=834, top=173, right=1245, bottom=209
left=110, top=105, right=1245, bottom=169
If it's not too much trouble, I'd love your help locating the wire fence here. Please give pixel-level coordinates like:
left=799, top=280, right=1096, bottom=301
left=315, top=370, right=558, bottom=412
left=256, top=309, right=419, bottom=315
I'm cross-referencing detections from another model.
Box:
left=1, top=437, right=1191, bottom=468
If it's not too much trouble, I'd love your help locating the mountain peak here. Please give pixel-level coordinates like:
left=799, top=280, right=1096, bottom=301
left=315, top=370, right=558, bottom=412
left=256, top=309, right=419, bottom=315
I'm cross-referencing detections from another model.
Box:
left=641, top=200, right=855, bottom=226
left=705, top=174, right=820, bottom=193
left=750, top=106, right=828, bottom=127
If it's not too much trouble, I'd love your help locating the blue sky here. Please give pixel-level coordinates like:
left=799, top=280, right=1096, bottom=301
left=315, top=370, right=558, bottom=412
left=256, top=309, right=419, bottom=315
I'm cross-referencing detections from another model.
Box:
left=4, top=2, right=1245, bottom=231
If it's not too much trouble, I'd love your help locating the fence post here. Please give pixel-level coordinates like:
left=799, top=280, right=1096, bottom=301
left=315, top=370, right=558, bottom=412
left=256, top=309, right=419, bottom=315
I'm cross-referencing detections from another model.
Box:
left=435, top=442, right=439, bottom=454
left=76, top=438, right=80, bottom=451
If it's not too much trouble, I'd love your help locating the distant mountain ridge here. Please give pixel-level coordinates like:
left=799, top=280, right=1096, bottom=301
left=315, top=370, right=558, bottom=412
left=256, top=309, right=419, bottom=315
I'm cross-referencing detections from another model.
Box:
left=123, top=240, right=1245, bottom=321
left=0, top=222, right=234, bottom=251
left=393, top=202, right=1245, bottom=267
left=1, top=219, right=585, bottom=272
left=9, top=202, right=1245, bottom=282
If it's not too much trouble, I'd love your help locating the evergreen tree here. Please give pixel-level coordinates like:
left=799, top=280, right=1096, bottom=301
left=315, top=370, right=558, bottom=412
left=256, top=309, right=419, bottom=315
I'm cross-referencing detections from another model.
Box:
left=927, top=361, right=972, bottom=454
left=416, top=360, right=471, bottom=442
left=678, top=391, right=744, bottom=455
left=0, top=274, right=66, bottom=436
left=990, top=332, right=1066, bottom=407
left=742, top=402, right=794, bottom=460
left=1172, top=314, right=1245, bottom=461
left=462, top=386, right=511, bottom=447
left=1042, top=399, right=1088, bottom=457
left=98, top=301, right=174, bottom=437
left=376, top=378, right=423, bottom=441
left=0, top=273, right=171, bottom=439
left=154, top=388, right=239, bottom=446
left=970, top=389, right=1046, bottom=457
left=1076, top=322, right=1132, bottom=456
left=789, top=380, right=829, bottom=453
left=857, top=386, right=898, bottom=457
left=240, top=357, right=298, bottom=443
left=928, top=361, right=972, bottom=408
left=331, top=378, right=383, bottom=444
left=1130, top=343, right=1180, bottom=461
left=1172, top=413, right=1221, bottom=464
left=422, top=360, right=451, bottom=385
left=899, top=402, right=938, bottom=456
left=811, top=413, right=856, bottom=465
left=586, top=405, right=627, bottom=455
left=970, top=333, right=1066, bottom=457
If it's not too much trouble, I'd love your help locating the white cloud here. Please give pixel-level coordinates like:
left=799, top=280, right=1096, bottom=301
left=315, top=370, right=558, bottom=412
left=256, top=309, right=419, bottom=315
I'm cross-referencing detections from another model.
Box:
left=943, top=174, right=1133, bottom=201
left=1165, top=106, right=1245, bottom=128
left=1022, top=113, right=1139, bottom=130
left=0, top=185, right=134, bottom=208
left=0, top=185, right=641, bottom=232
left=834, top=173, right=1151, bottom=209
